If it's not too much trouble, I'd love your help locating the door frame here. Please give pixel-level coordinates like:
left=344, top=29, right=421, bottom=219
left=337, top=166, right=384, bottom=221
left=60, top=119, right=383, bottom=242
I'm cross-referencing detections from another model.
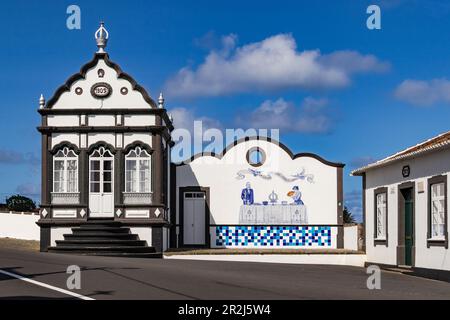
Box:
left=397, top=182, right=415, bottom=267
left=179, top=186, right=210, bottom=248
left=88, top=151, right=115, bottom=218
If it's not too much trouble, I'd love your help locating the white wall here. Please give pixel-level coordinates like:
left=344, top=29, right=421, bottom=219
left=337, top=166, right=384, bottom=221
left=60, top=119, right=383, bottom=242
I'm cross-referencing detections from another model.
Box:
left=364, top=148, right=450, bottom=270
left=344, top=225, right=359, bottom=251
left=176, top=140, right=339, bottom=226
left=0, top=212, right=40, bottom=240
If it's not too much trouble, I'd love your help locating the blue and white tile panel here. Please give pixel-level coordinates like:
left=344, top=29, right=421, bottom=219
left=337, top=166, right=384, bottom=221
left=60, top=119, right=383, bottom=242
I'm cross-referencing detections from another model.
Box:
left=213, top=226, right=334, bottom=248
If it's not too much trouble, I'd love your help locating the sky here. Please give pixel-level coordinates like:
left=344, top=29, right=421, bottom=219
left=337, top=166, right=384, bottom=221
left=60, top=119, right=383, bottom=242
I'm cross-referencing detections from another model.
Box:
left=1, top=0, right=450, bottom=221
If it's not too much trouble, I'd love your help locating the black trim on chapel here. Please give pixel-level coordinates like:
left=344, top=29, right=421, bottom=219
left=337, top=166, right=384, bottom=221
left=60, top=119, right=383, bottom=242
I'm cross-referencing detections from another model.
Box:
left=50, top=141, right=81, bottom=155
left=45, top=53, right=158, bottom=109
left=123, top=140, right=154, bottom=154
left=87, top=141, right=117, bottom=154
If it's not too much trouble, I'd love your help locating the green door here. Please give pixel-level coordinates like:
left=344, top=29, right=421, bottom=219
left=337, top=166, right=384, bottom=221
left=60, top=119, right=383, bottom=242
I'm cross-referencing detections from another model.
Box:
left=404, top=192, right=414, bottom=266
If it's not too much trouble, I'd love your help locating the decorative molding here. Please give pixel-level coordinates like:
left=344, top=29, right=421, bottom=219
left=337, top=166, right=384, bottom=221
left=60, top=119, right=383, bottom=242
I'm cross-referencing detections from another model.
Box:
left=38, top=108, right=174, bottom=131
left=87, top=141, right=117, bottom=154
left=50, top=141, right=81, bottom=155
left=123, top=140, right=154, bottom=154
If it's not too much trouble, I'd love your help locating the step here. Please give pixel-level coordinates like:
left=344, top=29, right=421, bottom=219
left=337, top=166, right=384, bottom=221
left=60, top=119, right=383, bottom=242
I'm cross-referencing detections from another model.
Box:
left=48, top=251, right=163, bottom=258
left=48, top=245, right=156, bottom=253
left=71, top=228, right=131, bottom=235
left=83, top=220, right=121, bottom=227
left=64, top=233, right=139, bottom=240
left=78, top=224, right=124, bottom=229
left=55, top=239, right=147, bottom=247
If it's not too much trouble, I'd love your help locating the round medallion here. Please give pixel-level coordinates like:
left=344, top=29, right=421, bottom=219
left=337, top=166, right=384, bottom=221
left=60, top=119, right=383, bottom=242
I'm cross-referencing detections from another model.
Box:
left=120, top=87, right=128, bottom=95
left=75, top=87, right=83, bottom=95
left=90, top=82, right=112, bottom=99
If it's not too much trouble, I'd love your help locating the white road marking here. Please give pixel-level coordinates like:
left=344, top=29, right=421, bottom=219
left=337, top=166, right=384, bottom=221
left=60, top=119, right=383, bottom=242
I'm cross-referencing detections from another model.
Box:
left=0, top=269, right=95, bottom=300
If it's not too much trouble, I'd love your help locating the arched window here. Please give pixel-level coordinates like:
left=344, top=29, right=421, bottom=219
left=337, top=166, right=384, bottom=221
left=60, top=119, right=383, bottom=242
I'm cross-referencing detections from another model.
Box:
left=125, top=147, right=151, bottom=193
left=53, top=147, right=78, bottom=193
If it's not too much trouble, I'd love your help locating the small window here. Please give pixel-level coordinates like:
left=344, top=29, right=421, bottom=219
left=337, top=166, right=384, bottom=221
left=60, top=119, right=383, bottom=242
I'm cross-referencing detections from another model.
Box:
left=53, top=147, right=78, bottom=193
left=375, top=192, right=387, bottom=240
left=125, top=146, right=151, bottom=193
left=246, top=147, right=266, bottom=167
left=430, top=182, right=445, bottom=239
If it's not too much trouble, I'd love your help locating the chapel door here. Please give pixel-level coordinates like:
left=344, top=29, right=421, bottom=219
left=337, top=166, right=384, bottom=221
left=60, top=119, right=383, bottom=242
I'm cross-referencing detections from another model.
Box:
left=89, top=147, right=114, bottom=218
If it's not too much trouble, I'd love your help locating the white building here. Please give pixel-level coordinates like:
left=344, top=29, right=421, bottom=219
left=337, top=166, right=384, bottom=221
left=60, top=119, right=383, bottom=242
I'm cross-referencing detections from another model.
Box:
left=352, top=132, right=450, bottom=280
left=36, top=23, right=345, bottom=257
left=173, top=137, right=345, bottom=249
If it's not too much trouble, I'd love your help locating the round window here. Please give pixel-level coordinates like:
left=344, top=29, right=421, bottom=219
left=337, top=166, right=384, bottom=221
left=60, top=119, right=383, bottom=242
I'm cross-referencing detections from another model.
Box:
left=246, top=147, right=266, bottom=167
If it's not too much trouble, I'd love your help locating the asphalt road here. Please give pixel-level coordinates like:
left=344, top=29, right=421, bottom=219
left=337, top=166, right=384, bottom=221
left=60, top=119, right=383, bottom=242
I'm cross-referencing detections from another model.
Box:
left=0, top=248, right=449, bottom=300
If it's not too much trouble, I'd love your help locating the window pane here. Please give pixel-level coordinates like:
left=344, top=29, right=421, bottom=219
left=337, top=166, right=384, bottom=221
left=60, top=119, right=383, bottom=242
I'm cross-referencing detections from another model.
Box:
left=54, top=160, right=64, bottom=171
left=103, top=182, right=112, bottom=193
left=104, top=160, right=113, bottom=171
left=376, top=193, right=386, bottom=238
left=90, top=171, right=100, bottom=182
left=90, top=182, right=100, bottom=193
left=54, top=181, right=63, bottom=193
left=126, top=160, right=137, bottom=171
left=91, top=160, right=100, bottom=171
left=104, top=172, right=112, bottom=182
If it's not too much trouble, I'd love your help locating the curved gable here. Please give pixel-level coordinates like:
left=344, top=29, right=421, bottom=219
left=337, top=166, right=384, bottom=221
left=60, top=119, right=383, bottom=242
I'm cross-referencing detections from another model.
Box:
left=47, top=53, right=157, bottom=109
left=177, top=136, right=344, bottom=168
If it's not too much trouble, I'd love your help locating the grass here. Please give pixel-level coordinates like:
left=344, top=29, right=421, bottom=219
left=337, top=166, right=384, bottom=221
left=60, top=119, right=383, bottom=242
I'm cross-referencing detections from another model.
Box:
left=164, top=248, right=364, bottom=255
left=0, top=237, right=40, bottom=251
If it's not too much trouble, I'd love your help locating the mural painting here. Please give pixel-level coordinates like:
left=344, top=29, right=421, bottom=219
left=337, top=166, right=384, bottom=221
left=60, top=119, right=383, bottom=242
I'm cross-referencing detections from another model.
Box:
left=237, top=167, right=314, bottom=225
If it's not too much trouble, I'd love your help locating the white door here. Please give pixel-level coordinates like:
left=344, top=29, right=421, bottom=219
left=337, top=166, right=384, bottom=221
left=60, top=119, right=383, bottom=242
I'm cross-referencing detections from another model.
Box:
left=89, top=147, right=114, bottom=218
left=183, top=192, right=206, bottom=245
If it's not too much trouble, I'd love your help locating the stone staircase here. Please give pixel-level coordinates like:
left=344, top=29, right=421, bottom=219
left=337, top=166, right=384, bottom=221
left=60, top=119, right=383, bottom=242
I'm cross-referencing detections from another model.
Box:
left=48, top=220, right=161, bottom=258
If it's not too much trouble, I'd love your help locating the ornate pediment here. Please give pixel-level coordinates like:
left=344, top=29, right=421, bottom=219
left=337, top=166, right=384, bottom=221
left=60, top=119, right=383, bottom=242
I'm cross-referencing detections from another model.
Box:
left=45, top=23, right=157, bottom=110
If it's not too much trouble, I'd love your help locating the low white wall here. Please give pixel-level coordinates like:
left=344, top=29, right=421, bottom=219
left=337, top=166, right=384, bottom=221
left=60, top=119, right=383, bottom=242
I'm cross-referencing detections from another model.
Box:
left=164, top=254, right=367, bottom=267
left=0, top=211, right=40, bottom=241
left=344, top=225, right=359, bottom=251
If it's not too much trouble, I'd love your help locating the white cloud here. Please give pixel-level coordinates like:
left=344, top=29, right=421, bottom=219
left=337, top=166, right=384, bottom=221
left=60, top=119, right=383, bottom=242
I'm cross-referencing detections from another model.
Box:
left=165, top=33, right=389, bottom=97
left=395, top=78, right=450, bottom=106
left=236, top=97, right=333, bottom=134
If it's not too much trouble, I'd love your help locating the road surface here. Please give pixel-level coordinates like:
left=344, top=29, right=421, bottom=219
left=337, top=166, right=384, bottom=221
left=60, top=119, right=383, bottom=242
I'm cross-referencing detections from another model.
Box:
left=0, top=248, right=449, bottom=300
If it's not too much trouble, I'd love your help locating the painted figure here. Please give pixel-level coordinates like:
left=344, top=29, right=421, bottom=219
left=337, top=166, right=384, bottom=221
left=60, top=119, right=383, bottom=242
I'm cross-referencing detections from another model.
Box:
left=241, top=182, right=254, bottom=205
left=287, top=186, right=304, bottom=205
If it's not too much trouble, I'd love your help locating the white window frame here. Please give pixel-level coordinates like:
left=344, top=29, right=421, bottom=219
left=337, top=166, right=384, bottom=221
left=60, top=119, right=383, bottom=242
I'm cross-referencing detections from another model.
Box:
left=430, top=182, right=445, bottom=240
left=375, top=192, right=387, bottom=240
left=124, top=146, right=152, bottom=193
left=53, top=147, right=78, bottom=193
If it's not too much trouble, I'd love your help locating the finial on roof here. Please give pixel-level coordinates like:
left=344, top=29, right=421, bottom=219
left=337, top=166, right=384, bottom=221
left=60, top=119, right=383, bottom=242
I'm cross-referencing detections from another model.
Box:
left=95, top=21, right=109, bottom=53
left=39, top=94, right=45, bottom=109
left=158, top=92, right=165, bottom=109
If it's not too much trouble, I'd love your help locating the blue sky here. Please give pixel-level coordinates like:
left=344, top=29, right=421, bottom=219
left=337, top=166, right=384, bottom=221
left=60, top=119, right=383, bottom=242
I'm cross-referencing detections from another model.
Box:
left=1, top=0, right=450, bottom=221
